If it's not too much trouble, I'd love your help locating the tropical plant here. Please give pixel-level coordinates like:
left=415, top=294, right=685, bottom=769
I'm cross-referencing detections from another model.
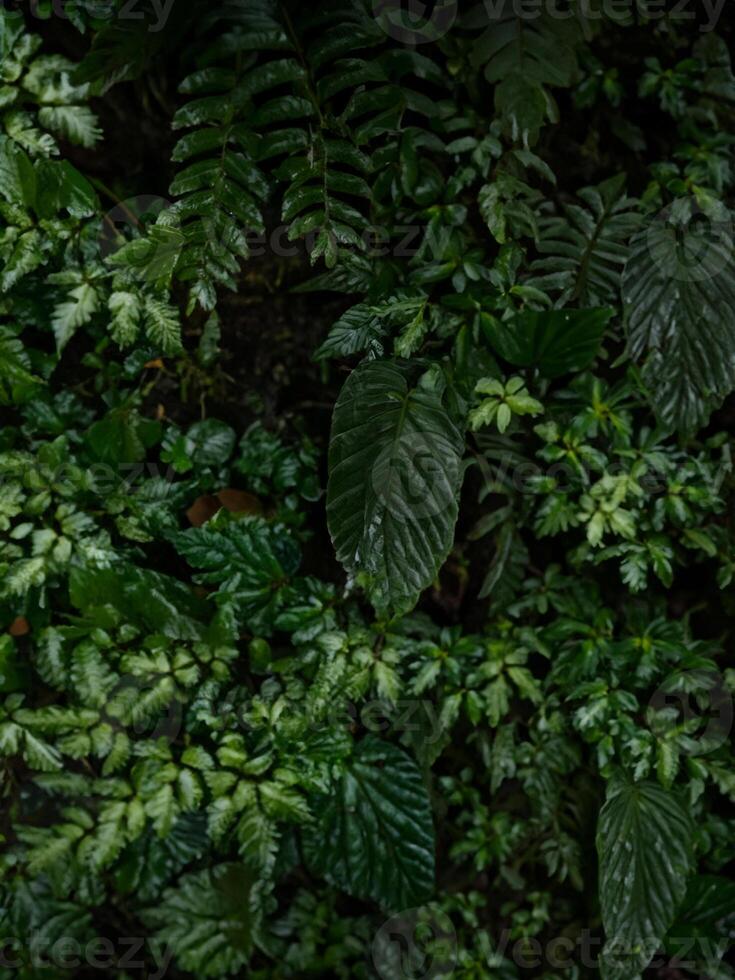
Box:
left=1, top=3, right=734, bottom=979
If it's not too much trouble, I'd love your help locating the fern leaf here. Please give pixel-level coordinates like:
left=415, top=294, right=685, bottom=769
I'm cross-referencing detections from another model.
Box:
left=143, top=295, right=182, bottom=353
left=108, top=289, right=141, bottom=347
left=529, top=174, right=641, bottom=306
left=465, top=0, right=583, bottom=145
left=167, top=6, right=300, bottom=311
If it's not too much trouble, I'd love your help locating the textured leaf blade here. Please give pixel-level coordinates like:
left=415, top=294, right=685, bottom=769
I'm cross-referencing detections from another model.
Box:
left=326, top=360, right=463, bottom=612
left=170, top=513, right=300, bottom=633
left=0, top=136, right=36, bottom=207
left=142, top=863, right=262, bottom=977
left=529, top=173, right=641, bottom=305
left=314, top=303, right=384, bottom=360
left=597, top=778, right=694, bottom=979
left=482, top=307, right=614, bottom=378
left=302, top=736, right=435, bottom=910
left=623, top=203, right=735, bottom=433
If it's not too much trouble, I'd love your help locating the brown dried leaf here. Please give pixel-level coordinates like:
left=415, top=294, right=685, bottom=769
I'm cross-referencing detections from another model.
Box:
left=8, top=616, right=30, bottom=636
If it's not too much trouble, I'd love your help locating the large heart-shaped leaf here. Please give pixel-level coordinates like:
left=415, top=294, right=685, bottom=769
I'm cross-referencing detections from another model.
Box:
left=302, top=736, right=435, bottom=910
left=597, top=777, right=694, bottom=979
left=481, top=307, right=614, bottom=378
left=623, top=202, right=735, bottom=433
left=326, top=360, right=464, bottom=612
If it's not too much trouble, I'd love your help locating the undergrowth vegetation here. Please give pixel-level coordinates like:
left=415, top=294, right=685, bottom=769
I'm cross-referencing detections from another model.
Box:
left=0, top=1, right=734, bottom=977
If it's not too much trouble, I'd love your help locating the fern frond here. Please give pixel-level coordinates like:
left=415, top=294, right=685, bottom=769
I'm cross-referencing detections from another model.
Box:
left=527, top=174, right=642, bottom=306
left=0, top=19, right=102, bottom=157
left=166, top=2, right=302, bottom=311
left=464, top=0, right=584, bottom=146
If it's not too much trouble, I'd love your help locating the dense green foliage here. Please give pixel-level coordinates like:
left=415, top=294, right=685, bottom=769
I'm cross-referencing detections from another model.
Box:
left=1, top=1, right=735, bottom=977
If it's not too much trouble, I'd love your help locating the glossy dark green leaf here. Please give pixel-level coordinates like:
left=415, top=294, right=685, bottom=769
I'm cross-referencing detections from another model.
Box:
left=0, top=327, right=44, bottom=405
left=597, top=777, right=694, bottom=979
left=314, top=303, right=385, bottom=360
left=0, top=137, right=36, bottom=208
left=170, top=513, right=300, bottom=633
left=469, top=2, right=581, bottom=87
left=494, top=74, right=547, bottom=147
left=482, top=307, right=614, bottom=378
left=623, top=205, right=735, bottom=433
left=326, top=360, right=464, bottom=612
left=85, top=409, right=161, bottom=465
left=302, top=736, right=435, bottom=910
left=115, top=814, right=208, bottom=902
left=184, top=419, right=236, bottom=467
left=35, top=160, right=98, bottom=219
left=0, top=635, right=27, bottom=692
